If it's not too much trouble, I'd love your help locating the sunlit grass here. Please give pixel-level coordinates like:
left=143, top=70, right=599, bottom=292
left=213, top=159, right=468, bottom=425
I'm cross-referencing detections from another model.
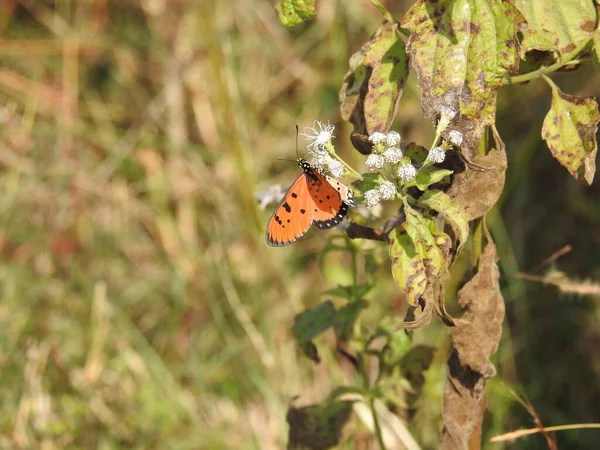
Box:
left=1, top=1, right=599, bottom=449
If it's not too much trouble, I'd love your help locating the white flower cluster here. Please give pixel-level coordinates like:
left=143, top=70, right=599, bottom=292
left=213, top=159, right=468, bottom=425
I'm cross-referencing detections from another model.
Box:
left=369, top=130, right=402, bottom=147
left=383, top=147, right=403, bottom=164
left=328, top=159, right=344, bottom=178
left=428, top=146, right=446, bottom=164
left=301, top=120, right=335, bottom=153
left=397, top=163, right=416, bottom=182
left=300, top=120, right=346, bottom=178
left=363, top=181, right=397, bottom=208
left=440, top=106, right=457, bottom=121
left=366, top=130, right=404, bottom=172
left=368, top=132, right=386, bottom=144
left=365, top=154, right=385, bottom=172
left=363, top=189, right=381, bottom=208
left=448, top=130, right=463, bottom=146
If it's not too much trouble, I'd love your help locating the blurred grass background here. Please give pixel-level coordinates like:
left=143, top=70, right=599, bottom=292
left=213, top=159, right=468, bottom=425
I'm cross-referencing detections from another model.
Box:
left=0, top=0, right=599, bottom=448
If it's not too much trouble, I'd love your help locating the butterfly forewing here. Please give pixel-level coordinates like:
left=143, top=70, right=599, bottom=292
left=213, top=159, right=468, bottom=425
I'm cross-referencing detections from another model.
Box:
left=266, top=159, right=354, bottom=247
left=266, top=173, right=312, bottom=246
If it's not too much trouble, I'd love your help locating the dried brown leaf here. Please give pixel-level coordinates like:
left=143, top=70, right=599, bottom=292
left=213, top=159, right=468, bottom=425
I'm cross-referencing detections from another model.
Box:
left=441, top=236, right=505, bottom=449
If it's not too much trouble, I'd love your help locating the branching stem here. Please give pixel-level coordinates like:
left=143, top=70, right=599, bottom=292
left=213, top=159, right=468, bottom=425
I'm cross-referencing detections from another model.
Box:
left=506, top=38, right=592, bottom=85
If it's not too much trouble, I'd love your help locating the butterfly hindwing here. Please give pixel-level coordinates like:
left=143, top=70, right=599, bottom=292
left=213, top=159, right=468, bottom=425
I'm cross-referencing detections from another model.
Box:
left=306, top=170, right=353, bottom=230
left=266, top=173, right=313, bottom=246
left=266, top=159, right=354, bottom=246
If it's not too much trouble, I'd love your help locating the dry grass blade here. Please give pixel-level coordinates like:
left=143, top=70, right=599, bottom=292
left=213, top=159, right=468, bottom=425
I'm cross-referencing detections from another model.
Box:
left=491, top=423, right=600, bottom=443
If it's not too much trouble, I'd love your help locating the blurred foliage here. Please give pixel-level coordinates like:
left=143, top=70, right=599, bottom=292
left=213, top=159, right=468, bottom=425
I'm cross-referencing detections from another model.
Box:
left=0, top=0, right=599, bottom=449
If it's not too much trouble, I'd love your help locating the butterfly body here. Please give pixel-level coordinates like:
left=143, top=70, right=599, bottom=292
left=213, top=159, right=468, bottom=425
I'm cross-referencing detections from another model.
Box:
left=266, top=158, right=355, bottom=247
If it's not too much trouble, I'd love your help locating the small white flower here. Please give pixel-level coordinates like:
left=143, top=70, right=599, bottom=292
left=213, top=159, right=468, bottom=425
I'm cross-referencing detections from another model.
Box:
left=397, top=163, right=416, bottom=182
left=440, top=106, right=457, bottom=120
left=365, top=154, right=385, bottom=172
left=383, top=147, right=403, bottom=164
left=364, top=189, right=381, bottom=208
left=309, top=147, right=328, bottom=169
left=378, top=181, right=397, bottom=200
left=368, top=132, right=386, bottom=144
left=385, top=131, right=402, bottom=147
left=301, top=120, right=335, bottom=152
left=448, top=130, right=463, bottom=146
left=327, top=159, right=344, bottom=178
left=428, top=147, right=446, bottom=164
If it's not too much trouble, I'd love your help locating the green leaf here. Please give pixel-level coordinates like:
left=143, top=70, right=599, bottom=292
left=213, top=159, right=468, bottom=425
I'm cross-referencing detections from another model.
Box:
left=380, top=325, right=412, bottom=370
left=358, top=172, right=385, bottom=193
left=274, top=0, right=316, bottom=27
left=340, top=22, right=409, bottom=139
left=515, top=0, right=597, bottom=56
left=389, top=222, right=428, bottom=306
left=541, top=77, right=599, bottom=185
left=398, top=345, right=435, bottom=404
left=333, top=299, right=368, bottom=341
left=287, top=401, right=353, bottom=449
left=321, top=283, right=373, bottom=301
left=292, top=301, right=336, bottom=362
left=594, top=30, right=600, bottom=64
left=418, top=190, right=469, bottom=253
left=402, top=142, right=429, bottom=165
left=415, top=168, right=453, bottom=191
left=426, top=215, right=453, bottom=264
left=401, top=0, right=524, bottom=158
left=329, top=386, right=366, bottom=401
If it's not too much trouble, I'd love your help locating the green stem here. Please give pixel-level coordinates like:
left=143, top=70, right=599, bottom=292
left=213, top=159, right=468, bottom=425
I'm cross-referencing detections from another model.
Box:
left=370, top=397, right=387, bottom=450
left=369, top=0, right=396, bottom=24
left=506, top=38, right=592, bottom=85
left=325, top=141, right=363, bottom=181
left=348, top=237, right=358, bottom=288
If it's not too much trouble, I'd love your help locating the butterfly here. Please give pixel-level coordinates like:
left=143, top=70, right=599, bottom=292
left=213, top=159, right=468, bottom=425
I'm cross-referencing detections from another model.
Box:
left=266, top=158, right=355, bottom=246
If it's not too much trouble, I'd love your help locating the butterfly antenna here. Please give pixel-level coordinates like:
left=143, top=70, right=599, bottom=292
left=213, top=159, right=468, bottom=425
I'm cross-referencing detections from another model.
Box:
left=295, top=125, right=300, bottom=160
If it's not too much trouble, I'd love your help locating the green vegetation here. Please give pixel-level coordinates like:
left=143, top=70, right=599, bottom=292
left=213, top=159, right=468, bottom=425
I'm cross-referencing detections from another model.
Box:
left=0, top=1, right=599, bottom=449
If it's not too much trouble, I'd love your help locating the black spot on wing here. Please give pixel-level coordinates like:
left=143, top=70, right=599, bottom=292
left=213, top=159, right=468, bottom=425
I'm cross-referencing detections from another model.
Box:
left=282, top=202, right=291, bottom=213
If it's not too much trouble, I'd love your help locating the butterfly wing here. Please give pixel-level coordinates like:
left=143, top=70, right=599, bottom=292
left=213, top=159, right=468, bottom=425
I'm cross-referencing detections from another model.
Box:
left=266, top=173, right=313, bottom=246
left=305, top=170, right=354, bottom=230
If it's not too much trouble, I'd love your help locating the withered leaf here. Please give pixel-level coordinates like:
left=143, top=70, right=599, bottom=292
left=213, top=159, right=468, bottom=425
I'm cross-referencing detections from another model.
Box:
left=447, top=146, right=507, bottom=220
left=441, top=236, right=505, bottom=449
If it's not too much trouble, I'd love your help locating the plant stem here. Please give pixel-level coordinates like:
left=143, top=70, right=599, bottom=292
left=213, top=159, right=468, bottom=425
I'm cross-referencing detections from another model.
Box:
left=505, top=38, right=592, bottom=85
left=325, top=141, right=363, bottom=181
left=369, top=0, right=396, bottom=24
left=370, top=397, right=387, bottom=450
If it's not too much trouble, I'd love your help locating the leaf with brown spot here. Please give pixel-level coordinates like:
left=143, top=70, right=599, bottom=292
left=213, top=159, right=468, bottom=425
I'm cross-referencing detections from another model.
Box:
left=389, top=221, right=428, bottom=307
left=441, top=236, right=505, bottom=449
left=340, top=21, right=409, bottom=150
left=447, top=145, right=507, bottom=220
left=404, top=207, right=448, bottom=279
left=541, top=76, right=599, bottom=185
left=594, top=30, right=600, bottom=64
left=274, top=0, right=316, bottom=27
left=418, top=190, right=469, bottom=254
left=401, top=0, right=524, bottom=159
left=515, top=0, right=597, bottom=57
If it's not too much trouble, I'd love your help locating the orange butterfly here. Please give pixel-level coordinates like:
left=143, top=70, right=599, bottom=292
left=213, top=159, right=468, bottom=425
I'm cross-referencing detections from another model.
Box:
left=266, top=158, right=355, bottom=246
